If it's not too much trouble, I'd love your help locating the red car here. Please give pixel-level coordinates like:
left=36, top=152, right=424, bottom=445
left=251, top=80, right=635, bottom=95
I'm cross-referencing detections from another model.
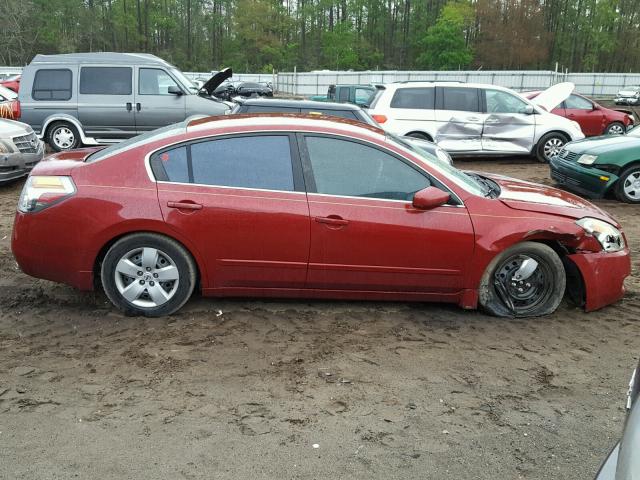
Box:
left=0, top=74, right=20, bottom=93
left=525, top=91, right=634, bottom=136
left=12, top=115, right=630, bottom=317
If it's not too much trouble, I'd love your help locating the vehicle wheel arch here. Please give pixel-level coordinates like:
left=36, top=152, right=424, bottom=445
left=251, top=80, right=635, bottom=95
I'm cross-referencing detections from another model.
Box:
left=93, top=228, right=205, bottom=291
left=41, top=115, right=88, bottom=142
left=405, top=131, right=434, bottom=142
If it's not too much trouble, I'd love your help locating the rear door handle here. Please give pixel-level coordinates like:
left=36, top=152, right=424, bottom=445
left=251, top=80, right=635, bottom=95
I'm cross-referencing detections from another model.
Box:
left=167, top=201, right=203, bottom=210
left=314, top=215, right=349, bottom=227
left=136, top=102, right=141, bottom=111
left=126, top=102, right=132, bottom=111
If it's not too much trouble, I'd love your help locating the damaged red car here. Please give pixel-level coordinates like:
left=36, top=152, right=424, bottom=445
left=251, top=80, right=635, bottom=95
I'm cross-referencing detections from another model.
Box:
left=12, top=115, right=630, bottom=317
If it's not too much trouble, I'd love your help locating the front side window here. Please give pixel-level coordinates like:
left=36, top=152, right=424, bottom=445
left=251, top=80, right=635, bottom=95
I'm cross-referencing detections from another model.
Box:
left=139, top=68, right=180, bottom=95
left=564, top=94, right=593, bottom=110
left=305, top=136, right=429, bottom=201
left=391, top=88, right=435, bottom=109
left=485, top=89, right=530, bottom=114
left=32, top=69, right=72, bottom=101
left=440, top=87, right=479, bottom=112
left=191, top=136, right=294, bottom=191
left=80, top=67, right=132, bottom=95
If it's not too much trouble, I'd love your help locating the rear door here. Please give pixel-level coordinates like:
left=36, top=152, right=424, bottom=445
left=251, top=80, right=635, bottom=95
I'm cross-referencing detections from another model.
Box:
left=434, top=87, right=484, bottom=152
left=387, top=87, right=436, bottom=137
left=481, top=89, right=536, bottom=153
left=78, top=66, right=136, bottom=139
left=134, top=67, right=187, bottom=133
left=154, top=133, right=310, bottom=291
left=563, top=94, right=604, bottom=136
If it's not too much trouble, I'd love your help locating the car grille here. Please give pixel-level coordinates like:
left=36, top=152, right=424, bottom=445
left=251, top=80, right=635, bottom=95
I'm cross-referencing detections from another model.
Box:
left=551, top=170, right=582, bottom=187
left=558, top=148, right=579, bottom=162
left=12, top=132, right=39, bottom=154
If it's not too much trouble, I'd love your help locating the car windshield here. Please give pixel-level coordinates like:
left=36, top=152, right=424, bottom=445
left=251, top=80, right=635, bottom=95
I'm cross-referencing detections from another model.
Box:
left=387, top=134, right=487, bottom=197
left=170, top=68, right=198, bottom=94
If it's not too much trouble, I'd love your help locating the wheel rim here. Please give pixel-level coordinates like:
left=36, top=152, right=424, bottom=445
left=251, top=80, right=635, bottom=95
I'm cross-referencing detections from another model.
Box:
left=114, top=247, right=180, bottom=308
left=493, top=254, right=554, bottom=315
left=543, top=137, right=565, bottom=159
left=608, top=124, right=625, bottom=135
left=623, top=171, right=640, bottom=200
left=52, top=127, right=75, bottom=150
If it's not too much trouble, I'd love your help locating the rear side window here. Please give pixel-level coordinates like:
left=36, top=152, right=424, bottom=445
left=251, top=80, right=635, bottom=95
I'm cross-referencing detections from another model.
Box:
left=32, top=69, right=72, bottom=101
left=153, top=146, right=189, bottom=183
left=300, top=108, right=359, bottom=120
left=305, top=136, right=429, bottom=201
left=391, top=88, right=435, bottom=109
left=80, top=67, right=132, bottom=95
left=191, top=136, right=294, bottom=191
left=440, top=87, right=480, bottom=112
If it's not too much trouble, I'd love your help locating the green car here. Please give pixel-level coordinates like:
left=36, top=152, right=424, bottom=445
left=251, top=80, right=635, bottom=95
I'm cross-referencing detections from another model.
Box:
left=550, top=127, right=640, bottom=203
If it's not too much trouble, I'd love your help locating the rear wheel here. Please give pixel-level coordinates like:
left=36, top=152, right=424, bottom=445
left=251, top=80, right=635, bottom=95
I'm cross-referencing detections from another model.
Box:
left=605, top=122, right=625, bottom=135
left=535, top=132, right=569, bottom=163
left=479, top=242, right=566, bottom=318
left=46, top=121, right=81, bottom=152
left=101, top=233, right=197, bottom=316
left=614, top=165, right=640, bottom=203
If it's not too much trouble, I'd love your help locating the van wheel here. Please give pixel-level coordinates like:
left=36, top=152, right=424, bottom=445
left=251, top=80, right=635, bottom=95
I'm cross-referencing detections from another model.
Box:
left=47, top=122, right=81, bottom=151
left=479, top=242, right=565, bottom=318
left=535, top=132, right=568, bottom=163
left=101, top=233, right=197, bottom=317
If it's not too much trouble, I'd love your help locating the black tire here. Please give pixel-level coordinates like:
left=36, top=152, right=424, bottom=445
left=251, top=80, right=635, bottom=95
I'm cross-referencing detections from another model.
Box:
left=605, top=121, right=625, bottom=135
left=479, top=242, right=566, bottom=318
left=101, top=233, right=197, bottom=317
left=614, top=165, right=640, bottom=203
left=406, top=131, right=432, bottom=141
left=46, top=121, right=81, bottom=152
left=535, top=132, right=569, bottom=163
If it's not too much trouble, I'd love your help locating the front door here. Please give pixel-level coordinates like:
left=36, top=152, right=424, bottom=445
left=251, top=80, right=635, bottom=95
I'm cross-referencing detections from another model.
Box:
left=300, top=134, right=475, bottom=293
left=563, top=94, right=605, bottom=136
left=434, top=86, right=485, bottom=152
left=154, top=133, right=310, bottom=291
left=481, top=89, right=536, bottom=153
left=77, top=65, right=136, bottom=139
left=134, top=67, right=187, bottom=134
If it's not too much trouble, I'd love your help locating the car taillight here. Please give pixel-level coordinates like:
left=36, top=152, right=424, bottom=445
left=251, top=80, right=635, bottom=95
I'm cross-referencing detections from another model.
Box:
left=18, top=176, right=76, bottom=213
left=371, top=114, right=387, bottom=124
left=12, top=100, right=20, bottom=119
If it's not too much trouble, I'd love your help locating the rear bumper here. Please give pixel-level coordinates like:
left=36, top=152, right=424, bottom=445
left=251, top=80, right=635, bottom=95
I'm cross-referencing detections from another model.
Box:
left=568, top=248, right=631, bottom=312
left=549, top=157, right=617, bottom=198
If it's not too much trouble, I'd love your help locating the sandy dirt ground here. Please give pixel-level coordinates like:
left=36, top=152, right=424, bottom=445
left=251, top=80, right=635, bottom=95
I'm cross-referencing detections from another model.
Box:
left=0, top=158, right=638, bottom=480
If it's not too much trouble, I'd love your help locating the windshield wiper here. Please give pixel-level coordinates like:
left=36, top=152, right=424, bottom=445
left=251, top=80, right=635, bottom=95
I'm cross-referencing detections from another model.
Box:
left=466, top=172, right=499, bottom=198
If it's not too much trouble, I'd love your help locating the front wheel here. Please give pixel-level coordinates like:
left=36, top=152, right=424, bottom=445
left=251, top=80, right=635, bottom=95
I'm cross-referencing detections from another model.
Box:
left=535, top=132, right=569, bottom=163
left=605, top=122, right=625, bottom=135
left=479, top=242, right=566, bottom=318
left=614, top=165, right=640, bottom=203
left=101, top=233, right=197, bottom=316
left=46, top=121, right=81, bottom=152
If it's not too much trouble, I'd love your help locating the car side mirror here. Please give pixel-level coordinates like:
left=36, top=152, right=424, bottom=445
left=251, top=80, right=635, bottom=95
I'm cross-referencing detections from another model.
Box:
left=412, top=187, right=450, bottom=210
left=168, top=86, right=183, bottom=95
left=523, top=105, right=535, bottom=115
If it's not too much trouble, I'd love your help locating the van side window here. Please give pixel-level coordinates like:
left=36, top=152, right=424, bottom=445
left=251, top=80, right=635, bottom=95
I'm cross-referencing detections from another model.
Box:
left=390, top=88, right=435, bottom=109
left=440, top=87, right=480, bottom=112
left=32, top=69, right=72, bottom=101
left=139, top=68, right=180, bottom=95
left=80, top=67, right=132, bottom=95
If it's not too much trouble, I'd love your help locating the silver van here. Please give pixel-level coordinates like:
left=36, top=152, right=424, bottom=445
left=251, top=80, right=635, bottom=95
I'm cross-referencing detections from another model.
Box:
left=19, top=52, right=231, bottom=151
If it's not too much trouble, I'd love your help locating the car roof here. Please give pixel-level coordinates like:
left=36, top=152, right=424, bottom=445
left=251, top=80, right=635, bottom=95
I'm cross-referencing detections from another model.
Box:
left=29, top=52, right=174, bottom=67
left=382, top=81, right=516, bottom=92
left=237, top=98, right=363, bottom=111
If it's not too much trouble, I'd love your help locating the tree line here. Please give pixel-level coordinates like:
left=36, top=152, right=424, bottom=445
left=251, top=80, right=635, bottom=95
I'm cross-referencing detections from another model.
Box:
left=1, top=0, right=639, bottom=73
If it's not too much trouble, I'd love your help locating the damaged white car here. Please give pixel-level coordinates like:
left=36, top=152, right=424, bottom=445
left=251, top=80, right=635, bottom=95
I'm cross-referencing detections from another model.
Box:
left=0, top=118, right=44, bottom=185
left=368, top=81, right=584, bottom=162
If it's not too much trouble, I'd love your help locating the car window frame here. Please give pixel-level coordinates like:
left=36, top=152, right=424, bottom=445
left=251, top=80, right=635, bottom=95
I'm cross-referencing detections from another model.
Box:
left=32, top=68, right=73, bottom=101
left=79, top=66, right=133, bottom=96
left=149, top=132, right=306, bottom=194
left=296, top=132, right=460, bottom=206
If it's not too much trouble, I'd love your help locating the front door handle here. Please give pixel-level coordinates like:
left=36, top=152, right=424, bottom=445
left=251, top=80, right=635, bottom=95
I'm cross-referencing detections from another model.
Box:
left=167, top=201, right=203, bottom=210
left=485, top=118, right=501, bottom=124
left=314, top=215, right=349, bottom=227
left=136, top=102, right=141, bottom=111
left=467, top=116, right=481, bottom=122
left=126, top=102, right=132, bottom=111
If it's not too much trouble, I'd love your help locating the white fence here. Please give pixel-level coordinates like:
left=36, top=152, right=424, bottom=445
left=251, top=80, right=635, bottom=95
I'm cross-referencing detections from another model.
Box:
left=2, top=66, right=639, bottom=97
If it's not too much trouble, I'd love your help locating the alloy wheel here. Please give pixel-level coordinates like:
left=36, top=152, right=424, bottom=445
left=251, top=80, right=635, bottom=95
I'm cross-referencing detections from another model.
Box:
left=52, top=127, right=75, bottom=150
left=607, top=124, right=625, bottom=135
left=114, top=247, right=180, bottom=308
left=543, top=137, right=565, bottom=160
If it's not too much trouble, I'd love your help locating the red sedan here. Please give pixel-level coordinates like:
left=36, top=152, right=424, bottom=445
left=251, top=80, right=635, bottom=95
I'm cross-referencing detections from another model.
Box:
left=525, top=91, right=634, bottom=136
left=12, top=115, right=630, bottom=317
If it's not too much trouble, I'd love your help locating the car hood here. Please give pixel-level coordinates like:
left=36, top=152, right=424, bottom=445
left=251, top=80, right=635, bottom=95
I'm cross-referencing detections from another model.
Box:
left=482, top=173, right=618, bottom=225
left=200, top=68, right=232, bottom=96
left=0, top=118, right=32, bottom=136
left=565, top=134, right=640, bottom=155
left=530, top=82, right=575, bottom=112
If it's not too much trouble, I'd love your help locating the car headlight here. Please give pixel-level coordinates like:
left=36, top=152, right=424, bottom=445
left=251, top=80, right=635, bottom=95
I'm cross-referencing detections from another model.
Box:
left=435, top=147, right=453, bottom=166
left=577, top=154, right=598, bottom=165
left=576, top=217, right=625, bottom=252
